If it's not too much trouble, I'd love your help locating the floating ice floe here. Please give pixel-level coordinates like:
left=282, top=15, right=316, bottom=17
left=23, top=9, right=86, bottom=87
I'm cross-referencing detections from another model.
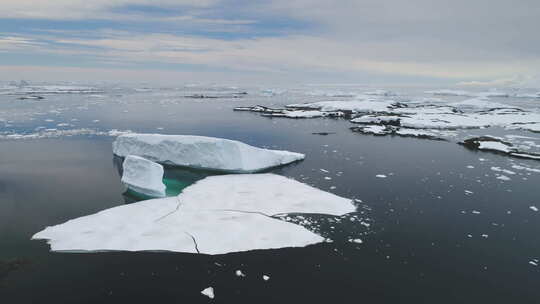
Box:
left=32, top=173, right=356, bottom=254
left=173, top=174, right=355, bottom=216
left=201, top=287, right=214, bottom=299
left=234, top=106, right=343, bottom=119
left=184, top=92, right=247, bottom=99
left=0, top=128, right=132, bottom=140
left=426, top=89, right=539, bottom=99
left=425, top=89, right=473, bottom=97
left=363, top=89, right=397, bottom=96
left=112, top=133, right=305, bottom=173
left=18, top=95, right=44, bottom=100
left=507, top=123, right=540, bottom=133
left=515, top=92, right=540, bottom=99
left=6, top=85, right=104, bottom=95
left=121, top=155, right=166, bottom=198
left=449, top=97, right=513, bottom=110
left=305, top=90, right=357, bottom=97
left=350, top=125, right=443, bottom=140
left=287, top=99, right=395, bottom=113
left=460, top=136, right=540, bottom=160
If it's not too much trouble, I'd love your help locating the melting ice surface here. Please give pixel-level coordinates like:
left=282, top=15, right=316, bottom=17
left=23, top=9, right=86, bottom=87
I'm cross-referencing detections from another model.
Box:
left=112, top=133, right=305, bottom=173
left=32, top=174, right=355, bottom=254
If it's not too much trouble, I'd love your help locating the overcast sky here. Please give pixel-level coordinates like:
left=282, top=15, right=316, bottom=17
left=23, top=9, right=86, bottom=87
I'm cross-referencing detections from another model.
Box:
left=1, top=0, right=539, bottom=85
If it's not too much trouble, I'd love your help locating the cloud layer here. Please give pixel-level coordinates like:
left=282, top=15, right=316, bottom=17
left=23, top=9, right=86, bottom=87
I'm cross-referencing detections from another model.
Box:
left=0, top=0, right=539, bottom=85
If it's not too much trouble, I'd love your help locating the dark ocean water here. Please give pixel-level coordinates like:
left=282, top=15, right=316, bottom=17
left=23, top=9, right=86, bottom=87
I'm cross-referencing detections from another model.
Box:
left=1, top=84, right=539, bottom=303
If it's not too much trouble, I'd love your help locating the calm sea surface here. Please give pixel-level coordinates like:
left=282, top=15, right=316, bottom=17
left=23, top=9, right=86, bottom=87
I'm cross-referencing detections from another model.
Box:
left=1, top=84, right=539, bottom=303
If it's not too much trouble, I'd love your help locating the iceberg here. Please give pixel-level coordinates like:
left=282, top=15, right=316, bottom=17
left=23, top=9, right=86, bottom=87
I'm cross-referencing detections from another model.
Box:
left=31, top=173, right=356, bottom=254
left=112, top=134, right=305, bottom=173
left=121, top=155, right=166, bottom=198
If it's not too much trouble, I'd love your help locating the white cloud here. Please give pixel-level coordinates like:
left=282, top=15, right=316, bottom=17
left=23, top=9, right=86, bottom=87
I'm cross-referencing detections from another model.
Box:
left=0, top=0, right=218, bottom=20
left=4, top=31, right=539, bottom=81
left=0, top=0, right=539, bottom=84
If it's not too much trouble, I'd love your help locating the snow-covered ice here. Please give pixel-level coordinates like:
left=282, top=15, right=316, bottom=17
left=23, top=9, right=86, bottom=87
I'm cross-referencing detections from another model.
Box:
left=121, top=155, right=166, bottom=197
left=32, top=197, right=325, bottom=254
left=112, top=133, right=305, bottom=173
left=32, top=173, right=357, bottom=254
left=177, top=174, right=355, bottom=216
left=287, top=99, right=395, bottom=113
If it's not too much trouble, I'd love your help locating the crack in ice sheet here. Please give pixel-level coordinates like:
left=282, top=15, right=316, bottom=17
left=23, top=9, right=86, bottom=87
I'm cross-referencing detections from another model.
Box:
left=211, top=208, right=272, bottom=218
left=154, top=197, right=181, bottom=222
left=185, top=232, right=200, bottom=254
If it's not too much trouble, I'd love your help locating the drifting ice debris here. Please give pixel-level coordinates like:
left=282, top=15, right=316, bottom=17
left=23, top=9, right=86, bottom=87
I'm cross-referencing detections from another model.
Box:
left=449, top=97, right=513, bottom=110
left=530, top=206, right=539, bottom=212
left=460, top=136, right=540, bottom=160
left=363, top=89, right=397, bottom=96
left=201, top=287, right=215, bottom=299
left=233, top=105, right=284, bottom=114
left=350, top=125, right=443, bottom=140
left=234, top=106, right=344, bottom=118
left=350, top=115, right=401, bottom=126
left=507, top=123, right=540, bottom=133
left=121, top=155, right=166, bottom=198
left=112, top=133, right=305, bottom=173
left=263, top=110, right=344, bottom=119
left=425, top=89, right=472, bottom=97
left=286, top=99, right=395, bottom=113
left=18, top=95, right=44, bottom=100
left=235, top=270, right=246, bottom=277
left=185, top=92, right=247, bottom=99
left=32, top=173, right=357, bottom=254
left=7, top=85, right=104, bottom=95
left=263, top=275, right=270, bottom=281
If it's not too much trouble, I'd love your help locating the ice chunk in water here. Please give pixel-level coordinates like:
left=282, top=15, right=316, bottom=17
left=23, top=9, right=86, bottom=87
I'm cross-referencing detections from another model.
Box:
left=121, top=155, right=166, bottom=198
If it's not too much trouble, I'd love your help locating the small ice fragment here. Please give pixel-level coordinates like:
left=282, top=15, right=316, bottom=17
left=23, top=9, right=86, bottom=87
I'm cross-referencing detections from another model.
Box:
left=496, top=175, right=511, bottom=181
left=263, top=275, right=270, bottom=281
left=481, top=234, right=489, bottom=238
left=348, top=238, right=363, bottom=244
left=92, top=120, right=100, bottom=123
left=330, top=186, right=337, bottom=190
left=376, top=174, right=387, bottom=178
left=201, top=287, right=214, bottom=299
left=466, top=165, right=474, bottom=169
left=530, top=261, right=538, bottom=267
left=464, top=190, right=474, bottom=195
left=472, top=210, right=481, bottom=214
left=320, top=169, right=329, bottom=173
left=530, top=206, right=539, bottom=212
left=121, top=155, right=166, bottom=197
left=235, top=270, right=246, bottom=277
left=324, top=177, right=332, bottom=180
